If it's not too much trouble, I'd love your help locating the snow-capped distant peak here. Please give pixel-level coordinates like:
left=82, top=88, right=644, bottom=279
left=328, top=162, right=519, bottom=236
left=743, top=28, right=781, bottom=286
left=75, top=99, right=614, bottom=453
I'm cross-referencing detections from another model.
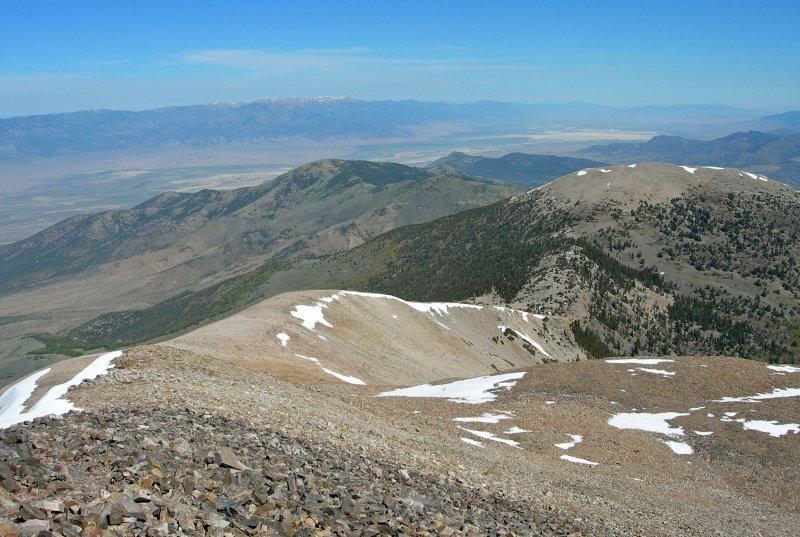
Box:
left=211, top=96, right=353, bottom=107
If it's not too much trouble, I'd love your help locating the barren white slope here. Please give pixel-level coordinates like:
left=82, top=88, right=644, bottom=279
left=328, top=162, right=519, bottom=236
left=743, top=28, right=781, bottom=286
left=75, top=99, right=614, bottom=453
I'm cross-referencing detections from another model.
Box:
left=162, top=289, right=579, bottom=387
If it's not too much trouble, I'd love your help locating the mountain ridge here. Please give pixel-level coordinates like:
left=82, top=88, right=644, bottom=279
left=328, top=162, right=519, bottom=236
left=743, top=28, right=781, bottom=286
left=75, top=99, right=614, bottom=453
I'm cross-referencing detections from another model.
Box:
left=0, top=159, right=503, bottom=294
left=577, top=130, right=800, bottom=187
left=63, top=163, right=800, bottom=365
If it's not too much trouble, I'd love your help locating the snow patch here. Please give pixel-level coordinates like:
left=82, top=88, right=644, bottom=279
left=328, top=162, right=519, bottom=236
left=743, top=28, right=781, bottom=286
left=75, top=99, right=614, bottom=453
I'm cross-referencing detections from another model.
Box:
left=293, top=354, right=364, bottom=385
left=739, top=420, right=799, bottom=437
left=628, top=164, right=637, bottom=168
left=290, top=304, right=331, bottom=331
left=504, top=426, right=531, bottom=434
left=767, top=365, right=800, bottom=374
left=605, top=358, right=674, bottom=365
left=720, top=415, right=800, bottom=437
left=276, top=333, right=290, bottom=347
left=461, top=437, right=485, bottom=447
left=497, top=326, right=551, bottom=357
left=608, top=411, right=689, bottom=436
left=408, top=301, right=483, bottom=316
left=459, top=427, right=521, bottom=448
left=599, top=168, right=612, bottom=173
left=555, top=434, right=583, bottom=450
left=560, top=455, right=598, bottom=466
left=680, top=166, right=697, bottom=174
left=321, top=368, right=366, bottom=385
left=577, top=170, right=587, bottom=176
left=291, top=291, right=486, bottom=336
left=453, top=413, right=513, bottom=424
left=702, top=166, right=724, bottom=170
left=0, top=369, right=51, bottom=429
left=694, top=431, right=714, bottom=436
left=0, top=351, right=122, bottom=429
left=376, top=372, right=526, bottom=404
left=627, top=367, right=676, bottom=377
left=714, top=387, right=800, bottom=403
left=662, top=440, right=693, bottom=455
left=493, top=306, right=530, bottom=323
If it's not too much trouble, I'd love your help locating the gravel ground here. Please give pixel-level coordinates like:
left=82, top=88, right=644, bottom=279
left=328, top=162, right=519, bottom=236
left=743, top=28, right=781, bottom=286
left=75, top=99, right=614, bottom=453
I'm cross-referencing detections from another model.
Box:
left=0, top=407, right=629, bottom=536
left=43, top=345, right=795, bottom=537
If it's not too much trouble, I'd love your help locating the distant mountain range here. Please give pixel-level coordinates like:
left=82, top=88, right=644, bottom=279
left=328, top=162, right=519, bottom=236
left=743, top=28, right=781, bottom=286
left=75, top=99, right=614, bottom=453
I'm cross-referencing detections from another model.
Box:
left=746, top=110, right=800, bottom=133
left=0, top=98, right=782, bottom=163
left=427, top=152, right=606, bottom=187
left=0, top=98, right=453, bottom=159
left=577, top=130, right=800, bottom=187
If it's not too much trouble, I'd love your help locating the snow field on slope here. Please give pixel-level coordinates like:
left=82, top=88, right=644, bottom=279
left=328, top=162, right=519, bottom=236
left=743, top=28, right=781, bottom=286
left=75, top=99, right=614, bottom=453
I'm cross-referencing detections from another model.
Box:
left=555, top=434, right=583, bottom=450
left=458, top=427, right=521, bottom=448
left=0, top=351, right=122, bottom=429
left=607, top=412, right=689, bottom=436
left=661, top=440, right=693, bottom=455
left=497, top=326, right=551, bottom=357
left=452, top=413, right=512, bottom=424
left=627, top=367, right=676, bottom=377
left=290, top=290, right=485, bottom=334
left=606, top=358, right=674, bottom=365
left=376, top=372, right=526, bottom=404
left=714, top=387, right=800, bottom=403
left=560, top=455, right=598, bottom=466
left=291, top=354, right=365, bottom=385
left=767, top=365, right=800, bottom=374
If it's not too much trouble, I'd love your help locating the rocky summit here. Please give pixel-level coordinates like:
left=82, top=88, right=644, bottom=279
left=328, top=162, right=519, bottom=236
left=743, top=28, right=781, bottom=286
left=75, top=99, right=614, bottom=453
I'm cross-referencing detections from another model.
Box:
left=0, top=408, right=620, bottom=537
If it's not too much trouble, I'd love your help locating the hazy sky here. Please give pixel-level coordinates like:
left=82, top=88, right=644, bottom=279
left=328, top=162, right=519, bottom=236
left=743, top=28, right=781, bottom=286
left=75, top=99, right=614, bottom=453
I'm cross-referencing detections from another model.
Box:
left=2, top=0, right=798, bottom=117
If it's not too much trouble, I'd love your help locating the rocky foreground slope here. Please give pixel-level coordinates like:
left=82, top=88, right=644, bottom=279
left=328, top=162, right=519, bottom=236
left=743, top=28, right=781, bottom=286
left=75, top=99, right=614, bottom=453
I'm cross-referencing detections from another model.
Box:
left=1, top=290, right=799, bottom=535
left=0, top=408, right=618, bottom=536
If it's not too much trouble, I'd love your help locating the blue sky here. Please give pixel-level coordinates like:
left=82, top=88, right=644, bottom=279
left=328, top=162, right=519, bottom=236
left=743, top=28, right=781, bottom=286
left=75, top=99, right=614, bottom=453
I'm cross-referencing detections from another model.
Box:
left=1, top=0, right=798, bottom=116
